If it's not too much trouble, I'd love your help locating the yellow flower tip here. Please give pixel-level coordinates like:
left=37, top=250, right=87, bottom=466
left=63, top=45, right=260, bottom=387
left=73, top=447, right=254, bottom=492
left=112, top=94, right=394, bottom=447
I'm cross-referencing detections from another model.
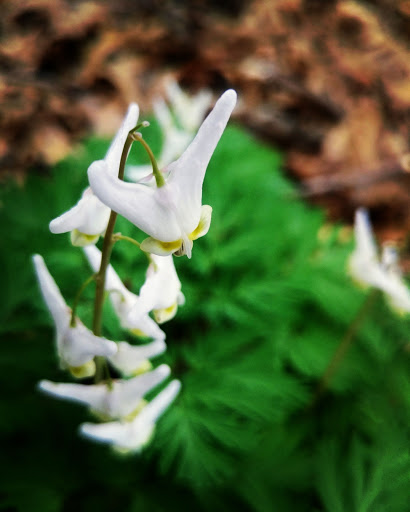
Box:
left=69, top=360, right=96, bottom=379
left=123, top=399, right=148, bottom=422
left=140, top=237, right=182, bottom=256
left=70, top=229, right=100, bottom=247
left=130, top=328, right=149, bottom=338
left=189, top=205, right=212, bottom=241
left=131, top=359, right=153, bottom=376
left=153, top=302, right=178, bottom=324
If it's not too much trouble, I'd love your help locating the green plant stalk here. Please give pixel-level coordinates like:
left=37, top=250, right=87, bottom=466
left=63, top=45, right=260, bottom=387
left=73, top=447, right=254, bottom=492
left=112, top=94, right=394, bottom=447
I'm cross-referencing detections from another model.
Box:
left=132, top=133, right=165, bottom=188
left=92, top=130, right=135, bottom=382
left=314, top=288, right=378, bottom=401
left=70, top=273, right=97, bottom=327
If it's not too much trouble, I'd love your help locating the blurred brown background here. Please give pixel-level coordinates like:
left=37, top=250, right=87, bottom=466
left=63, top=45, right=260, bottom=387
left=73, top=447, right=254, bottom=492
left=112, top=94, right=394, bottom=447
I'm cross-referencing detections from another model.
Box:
left=1, top=0, right=410, bottom=246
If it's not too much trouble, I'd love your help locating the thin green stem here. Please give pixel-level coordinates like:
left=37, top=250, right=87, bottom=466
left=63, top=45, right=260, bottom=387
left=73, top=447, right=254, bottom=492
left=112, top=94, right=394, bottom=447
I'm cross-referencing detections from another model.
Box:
left=313, top=288, right=378, bottom=403
left=70, top=273, right=97, bottom=327
left=92, top=132, right=135, bottom=383
left=132, top=133, right=165, bottom=188
left=112, top=233, right=141, bottom=248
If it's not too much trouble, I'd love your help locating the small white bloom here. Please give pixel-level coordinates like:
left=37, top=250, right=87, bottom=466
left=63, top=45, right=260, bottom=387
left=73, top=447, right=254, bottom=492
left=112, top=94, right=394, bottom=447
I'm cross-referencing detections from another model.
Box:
left=108, top=340, right=166, bottom=377
left=80, top=379, right=181, bottom=452
left=49, top=103, right=139, bottom=246
left=349, top=208, right=410, bottom=313
left=33, top=254, right=118, bottom=378
left=165, top=79, right=213, bottom=134
left=38, top=364, right=170, bottom=421
left=126, top=80, right=212, bottom=183
left=137, top=253, right=185, bottom=324
left=89, top=90, right=237, bottom=258
left=83, top=245, right=166, bottom=340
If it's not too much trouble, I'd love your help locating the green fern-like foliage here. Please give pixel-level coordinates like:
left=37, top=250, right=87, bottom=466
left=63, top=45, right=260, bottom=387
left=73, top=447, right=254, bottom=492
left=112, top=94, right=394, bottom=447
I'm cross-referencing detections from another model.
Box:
left=0, top=124, right=409, bottom=512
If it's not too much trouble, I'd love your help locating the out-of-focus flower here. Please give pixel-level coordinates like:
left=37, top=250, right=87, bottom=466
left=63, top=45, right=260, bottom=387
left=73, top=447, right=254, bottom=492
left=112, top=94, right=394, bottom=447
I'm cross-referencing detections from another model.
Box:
left=137, top=254, right=185, bottom=324
left=33, top=254, right=118, bottom=378
left=83, top=246, right=166, bottom=340
left=88, top=90, right=237, bottom=258
left=50, top=104, right=139, bottom=246
left=108, top=340, right=166, bottom=377
left=38, top=364, right=170, bottom=421
left=349, top=208, right=410, bottom=313
left=80, top=379, right=181, bottom=452
left=127, top=80, right=212, bottom=183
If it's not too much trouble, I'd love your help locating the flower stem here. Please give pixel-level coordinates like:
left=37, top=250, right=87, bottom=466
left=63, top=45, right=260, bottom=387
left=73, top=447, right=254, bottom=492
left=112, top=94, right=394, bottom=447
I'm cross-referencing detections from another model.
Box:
left=92, top=131, right=135, bottom=382
left=132, top=133, right=165, bottom=188
left=112, top=233, right=141, bottom=248
left=70, top=273, right=97, bottom=327
left=314, top=288, right=378, bottom=402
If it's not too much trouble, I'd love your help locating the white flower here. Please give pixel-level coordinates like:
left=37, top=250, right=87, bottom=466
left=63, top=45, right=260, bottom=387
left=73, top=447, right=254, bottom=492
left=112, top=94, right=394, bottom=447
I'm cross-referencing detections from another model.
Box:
left=165, top=79, right=213, bottom=133
left=80, top=379, right=181, bottom=452
left=108, top=340, right=166, bottom=377
left=49, top=103, right=139, bottom=246
left=349, top=208, right=410, bottom=313
left=83, top=245, right=166, bottom=340
left=38, top=364, right=170, bottom=421
left=137, top=253, right=185, bottom=324
left=33, top=254, right=118, bottom=378
left=89, top=89, right=237, bottom=258
left=126, top=80, right=212, bottom=183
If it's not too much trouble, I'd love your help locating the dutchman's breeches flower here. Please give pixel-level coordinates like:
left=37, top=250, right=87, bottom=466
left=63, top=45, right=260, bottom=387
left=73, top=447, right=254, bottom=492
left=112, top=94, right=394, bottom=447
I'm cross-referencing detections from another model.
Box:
left=349, top=208, right=410, bottom=314
left=80, top=379, right=181, bottom=453
left=33, top=255, right=118, bottom=378
left=88, top=90, right=237, bottom=258
left=136, top=253, right=185, bottom=324
left=38, top=364, right=170, bottom=421
left=83, top=245, right=166, bottom=340
left=49, top=103, right=139, bottom=246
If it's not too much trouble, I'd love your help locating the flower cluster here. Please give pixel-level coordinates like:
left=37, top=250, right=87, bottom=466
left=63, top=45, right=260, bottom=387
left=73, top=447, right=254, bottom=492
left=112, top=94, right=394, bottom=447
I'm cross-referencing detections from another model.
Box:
left=34, top=85, right=237, bottom=452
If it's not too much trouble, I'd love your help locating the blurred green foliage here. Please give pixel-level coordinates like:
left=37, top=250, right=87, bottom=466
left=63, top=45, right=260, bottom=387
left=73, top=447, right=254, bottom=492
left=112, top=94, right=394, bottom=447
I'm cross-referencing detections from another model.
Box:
left=0, top=124, right=409, bottom=512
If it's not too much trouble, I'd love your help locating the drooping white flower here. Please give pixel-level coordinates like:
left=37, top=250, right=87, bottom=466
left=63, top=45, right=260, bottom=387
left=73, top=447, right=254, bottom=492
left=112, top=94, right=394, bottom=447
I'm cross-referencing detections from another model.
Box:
left=89, top=89, right=237, bottom=258
left=108, top=340, right=166, bottom=377
left=349, top=208, right=410, bottom=313
left=80, top=379, right=181, bottom=452
left=49, top=103, right=139, bottom=246
left=126, top=80, right=212, bottom=184
left=38, top=364, right=170, bottom=421
left=83, top=245, right=166, bottom=340
left=137, top=253, right=185, bottom=324
left=33, top=254, right=118, bottom=378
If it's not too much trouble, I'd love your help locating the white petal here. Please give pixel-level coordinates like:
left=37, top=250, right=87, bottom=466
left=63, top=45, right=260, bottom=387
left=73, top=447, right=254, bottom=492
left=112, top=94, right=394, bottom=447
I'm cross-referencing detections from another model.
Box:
left=49, top=186, right=110, bottom=236
left=153, top=97, right=174, bottom=133
left=140, top=236, right=182, bottom=257
left=39, top=365, right=170, bottom=420
left=38, top=379, right=107, bottom=409
left=33, top=254, right=118, bottom=372
left=139, top=379, right=181, bottom=425
left=165, top=80, right=212, bottom=133
left=62, top=322, right=118, bottom=368
left=33, top=254, right=70, bottom=336
left=138, top=254, right=183, bottom=313
left=80, top=419, right=155, bottom=452
left=79, top=379, right=181, bottom=451
left=105, top=103, right=139, bottom=175
left=88, top=166, right=182, bottom=241
left=190, top=205, right=212, bottom=240
left=108, top=339, right=166, bottom=376
left=166, top=89, right=237, bottom=231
